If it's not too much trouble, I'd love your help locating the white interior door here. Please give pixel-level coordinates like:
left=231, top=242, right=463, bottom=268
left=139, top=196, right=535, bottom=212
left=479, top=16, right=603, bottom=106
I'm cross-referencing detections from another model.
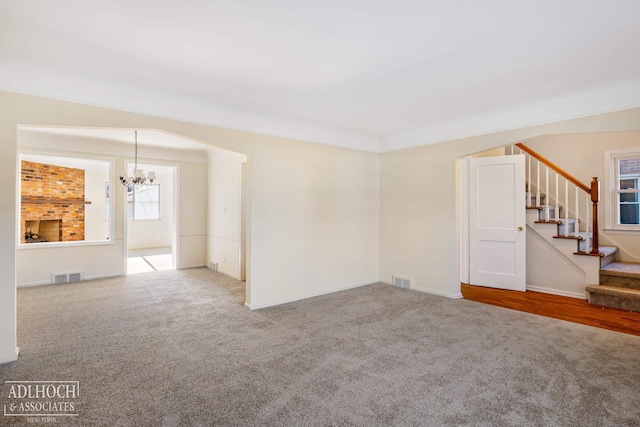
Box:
left=469, top=155, right=526, bottom=291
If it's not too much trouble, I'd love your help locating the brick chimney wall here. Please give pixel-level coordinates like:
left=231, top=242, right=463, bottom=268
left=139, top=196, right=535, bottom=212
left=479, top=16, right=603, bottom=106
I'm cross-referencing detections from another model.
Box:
left=21, top=160, right=86, bottom=242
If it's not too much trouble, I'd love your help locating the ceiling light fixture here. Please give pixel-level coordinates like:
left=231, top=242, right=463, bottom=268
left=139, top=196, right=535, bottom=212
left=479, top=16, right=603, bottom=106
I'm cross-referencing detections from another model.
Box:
left=119, top=130, right=156, bottom=187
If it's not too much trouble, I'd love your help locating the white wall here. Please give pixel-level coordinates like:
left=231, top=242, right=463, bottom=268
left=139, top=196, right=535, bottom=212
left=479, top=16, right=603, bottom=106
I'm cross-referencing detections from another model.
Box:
left=526, top=228, right=586, bottom=298
left=178, top=162, right=208, bottom=269
left=207, top=154, right=245, bottom=279
left=84, top=167, right=110, bottom=241
left=0, top=95, right=18, bottom=363
left=127, top=164, right=174, bottom=251
left=247, top=141, right=379, bottom=308
left=16, top=241, right=126, bottom=285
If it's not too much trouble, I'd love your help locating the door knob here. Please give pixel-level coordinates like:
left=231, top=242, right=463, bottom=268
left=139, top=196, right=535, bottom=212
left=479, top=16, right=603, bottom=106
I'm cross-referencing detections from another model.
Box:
left=517, top=226, right=524, bottom=231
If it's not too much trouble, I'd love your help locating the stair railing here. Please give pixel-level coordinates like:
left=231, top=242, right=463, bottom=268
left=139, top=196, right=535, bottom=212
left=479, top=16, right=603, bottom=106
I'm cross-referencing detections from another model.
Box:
left=514, top=143, right=600, bottom=255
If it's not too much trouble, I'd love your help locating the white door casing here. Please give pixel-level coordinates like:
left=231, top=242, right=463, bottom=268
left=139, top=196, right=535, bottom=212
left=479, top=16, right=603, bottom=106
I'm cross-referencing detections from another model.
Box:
left=469, top=155, right=526, bottom=291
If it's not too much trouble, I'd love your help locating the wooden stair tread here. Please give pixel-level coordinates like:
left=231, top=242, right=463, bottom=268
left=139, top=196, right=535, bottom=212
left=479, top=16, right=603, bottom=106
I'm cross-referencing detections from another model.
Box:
left=574, top=245, right=616, bottom=257
left=574, top=252, right=602, bottom=257
left=553, top=235, right=580, bottom=240
left=535, top=220, right=560, bottom=224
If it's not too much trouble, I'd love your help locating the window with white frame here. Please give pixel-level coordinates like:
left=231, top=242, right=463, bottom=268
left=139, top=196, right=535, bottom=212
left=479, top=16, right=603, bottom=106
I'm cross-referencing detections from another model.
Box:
left=607, top=151, right=640, bottom=230
left=127, top=184, right=160, bottom=220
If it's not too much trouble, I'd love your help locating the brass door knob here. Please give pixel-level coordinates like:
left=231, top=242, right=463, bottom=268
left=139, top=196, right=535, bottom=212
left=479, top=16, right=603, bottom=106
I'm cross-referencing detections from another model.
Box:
left=517, top=226, right=524, bottom=231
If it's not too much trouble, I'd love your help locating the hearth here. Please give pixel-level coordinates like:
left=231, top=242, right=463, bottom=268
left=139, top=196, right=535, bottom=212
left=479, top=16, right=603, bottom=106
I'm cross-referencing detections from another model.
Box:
left=24, top=219, right=62, bottom=243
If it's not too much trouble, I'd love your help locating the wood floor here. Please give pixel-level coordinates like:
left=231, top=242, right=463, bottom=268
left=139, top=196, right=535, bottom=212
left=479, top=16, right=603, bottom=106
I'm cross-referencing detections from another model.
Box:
left=461, top=284, right=640, bottom=337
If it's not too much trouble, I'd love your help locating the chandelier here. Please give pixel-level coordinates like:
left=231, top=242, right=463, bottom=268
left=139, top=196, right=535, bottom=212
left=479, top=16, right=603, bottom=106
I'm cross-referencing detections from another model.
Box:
left=119, top=130, right=156, bottom=187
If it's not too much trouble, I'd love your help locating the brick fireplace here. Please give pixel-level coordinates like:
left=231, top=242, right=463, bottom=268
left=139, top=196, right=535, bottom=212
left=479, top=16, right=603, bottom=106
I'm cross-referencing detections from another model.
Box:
left=21, top=160, right=89, bottom=243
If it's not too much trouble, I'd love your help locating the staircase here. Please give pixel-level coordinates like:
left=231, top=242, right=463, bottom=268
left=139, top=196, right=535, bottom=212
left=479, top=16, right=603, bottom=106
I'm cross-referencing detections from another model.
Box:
left=516, top=143, right=640, bottom=313
left=587, top=263, right=640, bottom=312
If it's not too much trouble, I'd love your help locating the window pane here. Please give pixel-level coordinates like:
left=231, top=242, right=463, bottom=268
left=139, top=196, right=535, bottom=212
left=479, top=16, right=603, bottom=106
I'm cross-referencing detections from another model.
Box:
left=620, top=178, right=638, bottom=190
left=620, top=204, right=640, bottom=225
left=613, top=155, right=640, bottom=227
left=619, top=159, right=640, bottom=176
left=133, top=185, right=160, bottom=220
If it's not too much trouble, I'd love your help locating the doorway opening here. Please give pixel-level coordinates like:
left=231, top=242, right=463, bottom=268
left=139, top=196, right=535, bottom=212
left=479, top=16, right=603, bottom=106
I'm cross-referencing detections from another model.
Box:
left=125, top=163, right=178, bottom=274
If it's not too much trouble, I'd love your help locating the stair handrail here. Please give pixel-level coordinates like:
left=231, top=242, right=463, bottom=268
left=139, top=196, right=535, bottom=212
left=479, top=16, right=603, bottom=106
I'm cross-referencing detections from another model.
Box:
left=515, top=143, right=600, bottom=255
left=516, top=143, right=589, bottom=192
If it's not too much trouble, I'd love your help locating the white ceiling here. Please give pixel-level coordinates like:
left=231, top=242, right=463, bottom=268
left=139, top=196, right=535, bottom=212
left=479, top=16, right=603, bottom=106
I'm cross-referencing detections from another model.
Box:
left=2, top=0, right=640, bottom=152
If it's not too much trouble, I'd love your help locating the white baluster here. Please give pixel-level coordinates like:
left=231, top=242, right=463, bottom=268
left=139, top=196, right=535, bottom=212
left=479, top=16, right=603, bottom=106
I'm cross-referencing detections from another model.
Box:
left=527, top=155, right=532, bottom=206
left=564, top=179, right=569, bottom=236
left=555, top=173, right=559, bottom=221
left=574, top=187, right=579, bottom=238
left=545, top=167, right=550, bottom=221
left=585, top=193, right=590, bottom=253
left=536, top=161, right=541, bottom=208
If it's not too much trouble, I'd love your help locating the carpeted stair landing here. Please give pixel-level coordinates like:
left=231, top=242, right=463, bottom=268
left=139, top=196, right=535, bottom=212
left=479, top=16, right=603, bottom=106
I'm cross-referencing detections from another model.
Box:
left=587, top=262, right=640, bottom=312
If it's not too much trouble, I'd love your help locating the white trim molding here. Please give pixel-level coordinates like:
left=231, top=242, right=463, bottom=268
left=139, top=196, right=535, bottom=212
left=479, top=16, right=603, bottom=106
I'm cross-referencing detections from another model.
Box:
left=411, top=284, right=464, bottom=300
left=604, top=148, right=640, bottom=232
left=0, top=347, right=20, bottom=364
left=526, top=285, right=586, bottom=300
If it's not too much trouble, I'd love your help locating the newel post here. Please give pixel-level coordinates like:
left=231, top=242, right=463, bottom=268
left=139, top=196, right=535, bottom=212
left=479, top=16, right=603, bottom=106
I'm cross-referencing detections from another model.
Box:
left=590, top=177, right=600, bottom=255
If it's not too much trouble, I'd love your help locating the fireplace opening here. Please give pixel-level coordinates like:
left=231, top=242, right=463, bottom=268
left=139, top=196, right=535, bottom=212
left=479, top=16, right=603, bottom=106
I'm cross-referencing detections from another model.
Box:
left=24, top=220, right=62, bottom=243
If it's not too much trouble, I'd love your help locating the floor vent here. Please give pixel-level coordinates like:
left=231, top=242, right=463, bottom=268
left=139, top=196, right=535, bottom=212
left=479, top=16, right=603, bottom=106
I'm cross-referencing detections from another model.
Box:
left=392, top=275, right=412, bottom=289
left=51, top=272, right=83, bottom=285
left=68, top=272, right=83, bottom=283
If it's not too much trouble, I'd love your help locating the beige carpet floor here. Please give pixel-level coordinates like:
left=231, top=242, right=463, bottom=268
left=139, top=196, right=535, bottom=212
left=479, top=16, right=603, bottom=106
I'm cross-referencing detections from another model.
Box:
left=1, top=268, right=639, bottom=426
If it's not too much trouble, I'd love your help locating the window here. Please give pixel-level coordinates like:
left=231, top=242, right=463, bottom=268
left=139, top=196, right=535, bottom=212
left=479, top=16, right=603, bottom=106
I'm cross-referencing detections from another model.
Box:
left=127, top=184, right=160, bottom=220
left=606, top=150, right=640, bottom=230
left=618, top=173, right=639, bottom=225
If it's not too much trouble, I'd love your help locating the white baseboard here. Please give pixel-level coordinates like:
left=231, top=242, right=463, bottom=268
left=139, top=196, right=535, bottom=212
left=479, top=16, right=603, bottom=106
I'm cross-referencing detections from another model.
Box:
left=526, top=285, right=586, bottom=299
left=17, top=280, right=50, bottom=288
left=247, top=280, right=376, bottom=310
left=216, top=268, right=241, bottom=281
left=18, top=273, right=122, bottom=288
left=178, top=263, right=206, bottom=269
left=411, top=285, right=464, bottom=299
left=83, top=274, right=122, bottom=281
left=381, top=280, right=463, bottom=299
left=0, top=346, right=19, bottom=364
